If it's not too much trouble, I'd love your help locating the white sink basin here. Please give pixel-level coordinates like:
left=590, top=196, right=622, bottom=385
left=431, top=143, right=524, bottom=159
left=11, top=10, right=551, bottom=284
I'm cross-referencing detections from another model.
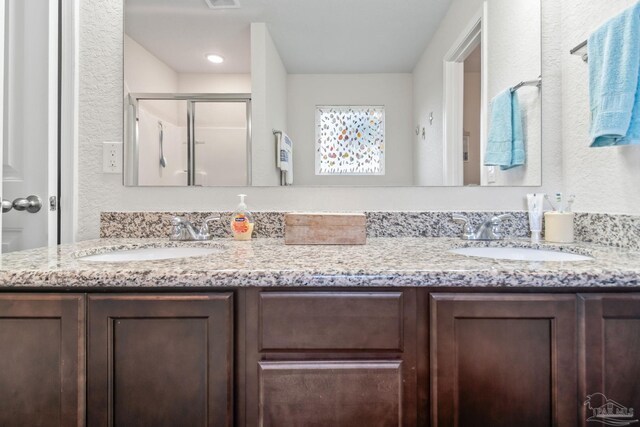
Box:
left=449, top=247, right=592, bottom=262
left=79, top=247, right=220, bottom=262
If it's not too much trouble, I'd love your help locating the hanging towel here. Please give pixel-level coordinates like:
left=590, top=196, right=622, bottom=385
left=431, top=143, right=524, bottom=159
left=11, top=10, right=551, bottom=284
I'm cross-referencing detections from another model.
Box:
left=484, top=89, right=525, bottom=169
left=277, top=132, right=294, bottom=185
left=589, top=2, right=640, bottom=147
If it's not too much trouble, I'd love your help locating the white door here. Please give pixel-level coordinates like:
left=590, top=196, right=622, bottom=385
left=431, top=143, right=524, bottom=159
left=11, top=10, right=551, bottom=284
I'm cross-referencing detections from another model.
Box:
left=1, top=0, right=58, bottom=253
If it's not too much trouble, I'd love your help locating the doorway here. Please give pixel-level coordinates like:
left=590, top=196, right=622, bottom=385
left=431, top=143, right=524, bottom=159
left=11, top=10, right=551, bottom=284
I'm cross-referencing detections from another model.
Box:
left=442, top=8, right=485, bottom=187
left=463, top=44, right=482, bottom=186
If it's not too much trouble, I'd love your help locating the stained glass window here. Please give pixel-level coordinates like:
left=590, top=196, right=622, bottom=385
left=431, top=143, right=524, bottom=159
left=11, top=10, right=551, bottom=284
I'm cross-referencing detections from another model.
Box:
left=315, top=106, right=385, bottom=175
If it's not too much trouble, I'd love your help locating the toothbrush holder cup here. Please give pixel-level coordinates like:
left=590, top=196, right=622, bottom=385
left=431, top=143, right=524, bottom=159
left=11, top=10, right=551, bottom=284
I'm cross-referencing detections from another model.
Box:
left=544, top=212, right=575, bottom=243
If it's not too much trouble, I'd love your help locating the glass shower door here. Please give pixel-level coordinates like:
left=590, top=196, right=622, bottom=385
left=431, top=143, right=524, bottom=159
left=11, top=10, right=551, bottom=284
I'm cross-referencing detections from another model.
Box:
left=192, top=100, right=250, bottom=186
left=134, top=99, right=189, bottom=186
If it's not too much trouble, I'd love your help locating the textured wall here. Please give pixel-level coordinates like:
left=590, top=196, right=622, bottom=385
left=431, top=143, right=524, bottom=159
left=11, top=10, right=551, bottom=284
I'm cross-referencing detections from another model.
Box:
left=561, top=0, right=640, bottom=215
left=78, top=0, right=563, bottom=241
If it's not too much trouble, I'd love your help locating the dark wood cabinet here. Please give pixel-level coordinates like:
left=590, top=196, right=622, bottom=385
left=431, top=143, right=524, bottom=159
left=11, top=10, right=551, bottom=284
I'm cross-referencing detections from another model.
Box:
left=5, top=288, right=639, bottom=426
left=246, top=290, right=417, bottom=427
left=0, top=294, right=85, bottom=427
left=430, top=293, right=578, bottom=427
left=87, top=294, right=233, bottom=427
left=579, top=294, right=640, bottom=426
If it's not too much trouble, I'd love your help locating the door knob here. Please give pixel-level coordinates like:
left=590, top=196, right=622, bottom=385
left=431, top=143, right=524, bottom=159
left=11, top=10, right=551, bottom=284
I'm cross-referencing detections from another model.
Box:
left=12, top=195, right=42, bottom=213
left=1, top=199, right=12, bottom=213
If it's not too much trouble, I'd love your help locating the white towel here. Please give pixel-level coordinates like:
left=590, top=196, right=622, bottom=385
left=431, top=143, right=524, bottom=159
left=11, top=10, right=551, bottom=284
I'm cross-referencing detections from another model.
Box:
left=277, top=132, right=294, bottom=185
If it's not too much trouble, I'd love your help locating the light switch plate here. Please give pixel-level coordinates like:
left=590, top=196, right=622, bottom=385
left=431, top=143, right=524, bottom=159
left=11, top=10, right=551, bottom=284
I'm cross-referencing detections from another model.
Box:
left=487, top=166, right=497, bottom=184
left=103, top=142, right=123, bottom=173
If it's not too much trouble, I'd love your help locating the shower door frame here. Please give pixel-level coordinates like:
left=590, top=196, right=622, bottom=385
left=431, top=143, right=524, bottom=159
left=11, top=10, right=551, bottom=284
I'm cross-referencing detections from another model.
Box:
left=126, top=93, right=252, bottom=186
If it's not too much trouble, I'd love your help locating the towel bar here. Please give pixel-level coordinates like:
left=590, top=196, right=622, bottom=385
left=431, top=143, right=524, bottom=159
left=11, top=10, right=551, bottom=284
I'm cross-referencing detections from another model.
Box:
left=570, top=40, right=588, bottom=62
left=510, top=76, right=542, bottom=93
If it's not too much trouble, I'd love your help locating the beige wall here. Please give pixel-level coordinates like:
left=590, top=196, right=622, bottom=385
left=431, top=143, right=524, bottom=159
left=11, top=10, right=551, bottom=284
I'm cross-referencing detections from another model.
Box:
left=411, top=0, right=486, bottom=186
left=287, top=74, right=414, bottom=186
left=250, top=23, right=287, bottom=186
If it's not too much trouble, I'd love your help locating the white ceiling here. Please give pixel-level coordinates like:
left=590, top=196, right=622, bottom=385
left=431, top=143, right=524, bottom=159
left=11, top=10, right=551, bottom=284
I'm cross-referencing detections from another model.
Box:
left=125, top=0, right=452, bottom=74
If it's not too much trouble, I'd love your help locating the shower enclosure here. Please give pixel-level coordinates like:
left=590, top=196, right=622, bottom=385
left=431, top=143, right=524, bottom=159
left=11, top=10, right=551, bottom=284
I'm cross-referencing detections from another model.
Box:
left=125, top=93, right=252, bottom=187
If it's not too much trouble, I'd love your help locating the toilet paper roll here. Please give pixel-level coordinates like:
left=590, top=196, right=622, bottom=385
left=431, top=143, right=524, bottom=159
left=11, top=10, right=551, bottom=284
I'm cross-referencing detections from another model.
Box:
left=544, top=212, right=574, bottom=243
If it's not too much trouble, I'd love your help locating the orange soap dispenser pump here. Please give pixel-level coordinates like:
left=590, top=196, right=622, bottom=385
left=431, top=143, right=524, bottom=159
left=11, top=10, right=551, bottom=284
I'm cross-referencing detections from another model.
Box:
left=230, top=194, right=255, bottom=241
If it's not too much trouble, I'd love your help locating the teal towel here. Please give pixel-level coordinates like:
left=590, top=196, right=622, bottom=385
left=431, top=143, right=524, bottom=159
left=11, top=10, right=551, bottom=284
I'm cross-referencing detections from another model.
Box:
left=589, top=1, right=640, bottom=147
left=485, top=89, right=525, bottom=169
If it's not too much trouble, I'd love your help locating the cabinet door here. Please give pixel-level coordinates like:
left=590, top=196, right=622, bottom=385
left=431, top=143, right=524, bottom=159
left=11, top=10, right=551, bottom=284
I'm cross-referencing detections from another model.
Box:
left=0, top=294, right=85, bottom=427
left=579, top=294, right=640, bottom=427
left=87, top=294, right=233, bottom=427
left=430, top=294, right=577, bottom=427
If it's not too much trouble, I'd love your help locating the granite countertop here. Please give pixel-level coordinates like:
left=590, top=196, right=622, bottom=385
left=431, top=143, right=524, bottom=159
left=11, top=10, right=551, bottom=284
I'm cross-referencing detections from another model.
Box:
left=0, top=237, right=637, bottom=289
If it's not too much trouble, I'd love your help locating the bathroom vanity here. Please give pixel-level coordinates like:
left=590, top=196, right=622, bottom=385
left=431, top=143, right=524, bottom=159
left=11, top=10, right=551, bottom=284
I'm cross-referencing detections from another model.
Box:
left=0, top=237, right=638, bottom=427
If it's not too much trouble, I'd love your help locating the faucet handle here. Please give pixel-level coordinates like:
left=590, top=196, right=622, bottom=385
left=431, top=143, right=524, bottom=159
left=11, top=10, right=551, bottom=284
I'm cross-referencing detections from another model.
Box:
left=490, top=214, right=515, bottom=239
left=171, top=216, right=187, bottom=226
left=452, top=213, right=469, bottom=223
left=492, top=214, right=515, bottom=223
left=452, top=214, right=474, bottom=240
left=170, top=216, right=190, bottom=240
left=197, top=215, right=221, bottom=240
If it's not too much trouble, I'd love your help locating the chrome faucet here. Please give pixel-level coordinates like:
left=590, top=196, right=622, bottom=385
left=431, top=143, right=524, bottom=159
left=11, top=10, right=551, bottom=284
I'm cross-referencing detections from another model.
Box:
left=170, top=216, right=220, bottom=241
left=452, top=214, right=515, bottom=240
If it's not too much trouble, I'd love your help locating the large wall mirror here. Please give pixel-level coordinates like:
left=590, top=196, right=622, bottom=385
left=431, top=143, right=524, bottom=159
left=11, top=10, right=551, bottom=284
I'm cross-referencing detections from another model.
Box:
left=124, top=0, right=542, bottom=187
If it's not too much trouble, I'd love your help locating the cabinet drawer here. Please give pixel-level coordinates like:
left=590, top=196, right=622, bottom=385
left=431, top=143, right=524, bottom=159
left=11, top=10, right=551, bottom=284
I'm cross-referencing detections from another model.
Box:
left=259, top=292, right=403, bottom=351
left=259, top=360, right=402, bottom=427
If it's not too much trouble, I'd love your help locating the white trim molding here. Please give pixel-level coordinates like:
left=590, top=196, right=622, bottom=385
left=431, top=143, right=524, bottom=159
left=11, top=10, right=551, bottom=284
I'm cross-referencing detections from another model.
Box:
left=60, top=0, right=79, bottom=243
left=0, top=0, right=5, bottom=253
left=47, top=0, right=60, bottom=247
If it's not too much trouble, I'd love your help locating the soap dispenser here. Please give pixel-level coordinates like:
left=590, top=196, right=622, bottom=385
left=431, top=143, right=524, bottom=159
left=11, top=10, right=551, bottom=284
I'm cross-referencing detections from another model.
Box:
left=230, top=194, right=255, bottom=241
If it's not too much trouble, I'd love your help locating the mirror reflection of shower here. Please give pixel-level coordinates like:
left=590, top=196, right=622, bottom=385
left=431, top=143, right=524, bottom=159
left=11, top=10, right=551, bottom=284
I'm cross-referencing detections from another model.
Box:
left=158, top=121, right=167, bottom=168
left=127, top=95, right=251, bottom=187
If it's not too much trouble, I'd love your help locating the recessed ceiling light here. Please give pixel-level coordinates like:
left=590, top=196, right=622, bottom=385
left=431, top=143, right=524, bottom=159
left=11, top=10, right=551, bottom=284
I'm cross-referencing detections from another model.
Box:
left=206, top=54, right=224, bottom=64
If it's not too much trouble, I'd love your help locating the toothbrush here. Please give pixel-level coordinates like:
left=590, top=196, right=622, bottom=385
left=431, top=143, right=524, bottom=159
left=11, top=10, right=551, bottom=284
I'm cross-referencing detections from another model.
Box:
left=555, top=192, right=563, bottom=213
left=544, top=194, right=558, bottom=211
left=565, top=194, right=576, bottom=212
